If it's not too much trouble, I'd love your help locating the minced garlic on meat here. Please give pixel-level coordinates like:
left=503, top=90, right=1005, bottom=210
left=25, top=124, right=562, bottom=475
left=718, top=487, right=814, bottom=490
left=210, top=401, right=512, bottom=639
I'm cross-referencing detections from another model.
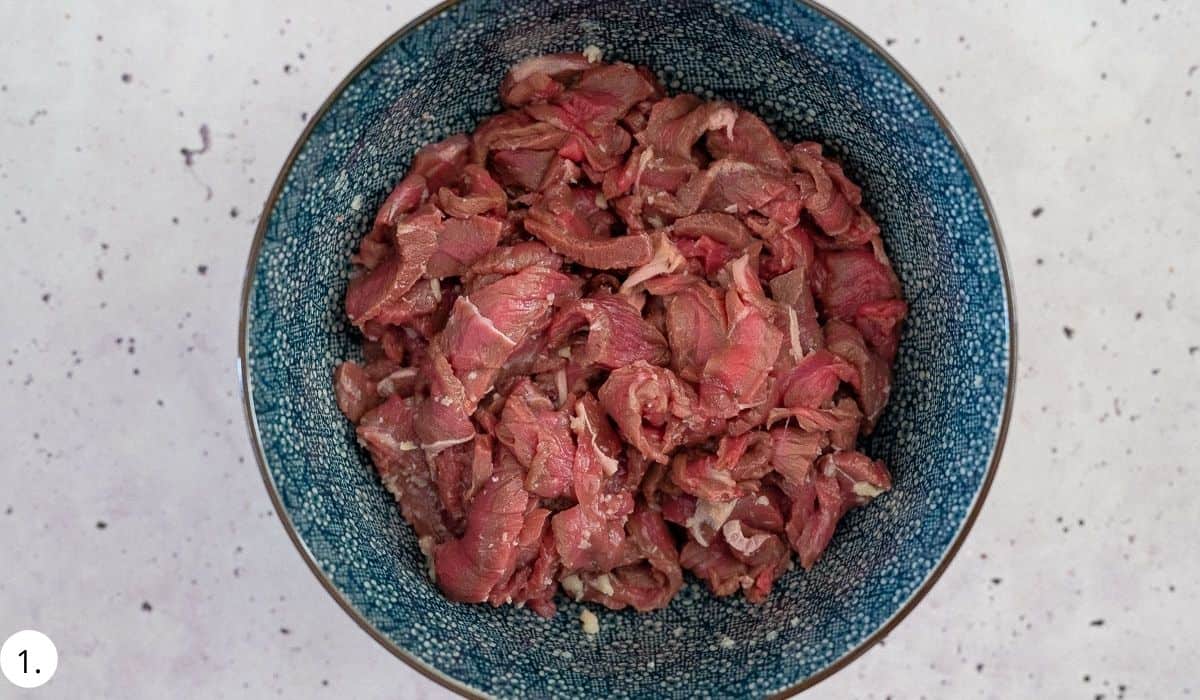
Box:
left=853, top=482, right=886, bottom=498
left=579, top=608, right=600, bottom=635
left=561, top=574, right=584, bottom=601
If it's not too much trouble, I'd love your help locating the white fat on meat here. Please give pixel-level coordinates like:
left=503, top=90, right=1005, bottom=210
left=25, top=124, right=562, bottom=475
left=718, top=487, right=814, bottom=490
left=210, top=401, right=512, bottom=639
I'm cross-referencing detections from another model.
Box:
left=357, top=433, right=419, bottom=454
left=377, top=368, right=418, bottom=397
left=722, top=519, right=771, bottom=556
left=582, top=45, right=603, bottom=63
left=685, top=498, right=737, bottom=547
left=632, top=147, right=655, bottom=191
left=620, top=234, right=685, bottom=292
left=570, top=401, right=620, bottom=476
left=713, top=107, right=737, bottom=140
left=624, top=290, right=648, bottom=313
left=787, top=306, right=805, bottom=362
left=421, top=434, right=473, bottom=456
left=418, top=535, right=437, bottom=583
left=589, top=573, right=615, bottom=597
left=459, top=295, right=517, bottom=346
left=555, top=367, right=569, bottom=409
left=828, top=460, right=886, bottom=498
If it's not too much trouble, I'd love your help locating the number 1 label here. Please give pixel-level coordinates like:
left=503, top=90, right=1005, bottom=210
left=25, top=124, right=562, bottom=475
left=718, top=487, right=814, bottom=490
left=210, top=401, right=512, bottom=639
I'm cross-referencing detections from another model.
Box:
left=1, top=630, right=57, bottom=688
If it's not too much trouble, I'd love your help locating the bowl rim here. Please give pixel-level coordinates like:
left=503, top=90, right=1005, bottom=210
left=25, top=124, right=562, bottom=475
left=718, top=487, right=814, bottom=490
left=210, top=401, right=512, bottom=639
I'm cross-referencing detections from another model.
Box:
left=237, top=0, right=1017, bottom=696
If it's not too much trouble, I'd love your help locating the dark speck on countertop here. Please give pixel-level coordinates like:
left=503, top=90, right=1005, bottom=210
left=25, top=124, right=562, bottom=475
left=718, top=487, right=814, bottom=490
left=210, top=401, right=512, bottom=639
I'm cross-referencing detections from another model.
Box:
left=197, top=264, right=208, bottom=276
left=279, top=627, right=291, bottom=635
left=120, top=72, right=132, bottom=83
left=1063, top=326, right=1075, bottom=339
left=141, top=601, right=153, bottom=612
left=1031, top=206, right=1044, bottom=218
left=181, top=124, right=211, bottom=166
left=1090, top=618, right=1105, bottom=626
left=229, top=207, right=239, bottom=218
left=41, top=293, right=51, bottom=303
left=96, top=520, right=107, bottom=530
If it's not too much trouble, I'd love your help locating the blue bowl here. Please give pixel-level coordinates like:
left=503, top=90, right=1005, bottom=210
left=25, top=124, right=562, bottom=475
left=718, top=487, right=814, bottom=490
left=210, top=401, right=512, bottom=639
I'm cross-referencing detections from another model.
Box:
left=240, top=0, right=1014, bottom=696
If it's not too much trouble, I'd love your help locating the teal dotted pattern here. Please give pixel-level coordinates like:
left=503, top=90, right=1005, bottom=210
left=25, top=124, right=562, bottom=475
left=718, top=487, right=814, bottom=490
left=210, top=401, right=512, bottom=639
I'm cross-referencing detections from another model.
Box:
left=243, top=0, right=1011, bottom=697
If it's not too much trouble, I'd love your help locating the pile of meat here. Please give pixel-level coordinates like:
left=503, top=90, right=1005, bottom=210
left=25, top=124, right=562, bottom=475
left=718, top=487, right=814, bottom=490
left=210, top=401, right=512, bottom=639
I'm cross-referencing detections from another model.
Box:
left=333, top=52, right=906, bottom=618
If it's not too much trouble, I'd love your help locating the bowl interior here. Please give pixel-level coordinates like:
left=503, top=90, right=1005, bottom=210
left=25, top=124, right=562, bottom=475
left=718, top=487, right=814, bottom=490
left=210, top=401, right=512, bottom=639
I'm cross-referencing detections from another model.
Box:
left=243, top=0, right=1011, bottom=697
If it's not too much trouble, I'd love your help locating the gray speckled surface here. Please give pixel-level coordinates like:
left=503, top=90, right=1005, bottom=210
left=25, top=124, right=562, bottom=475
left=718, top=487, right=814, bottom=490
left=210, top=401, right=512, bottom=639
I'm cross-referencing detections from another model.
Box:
left=0, top=1, right=1196, bottom=698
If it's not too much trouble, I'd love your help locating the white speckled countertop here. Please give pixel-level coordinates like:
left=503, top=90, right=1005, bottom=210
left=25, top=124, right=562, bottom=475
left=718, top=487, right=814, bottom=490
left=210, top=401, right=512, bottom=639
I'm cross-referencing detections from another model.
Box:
left=1, top=1, right=1197, bottom=698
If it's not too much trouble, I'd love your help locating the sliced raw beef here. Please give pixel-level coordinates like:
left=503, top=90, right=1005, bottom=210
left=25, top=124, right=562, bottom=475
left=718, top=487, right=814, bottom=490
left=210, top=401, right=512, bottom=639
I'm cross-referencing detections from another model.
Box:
left=334, top=53, right=905, bottom=617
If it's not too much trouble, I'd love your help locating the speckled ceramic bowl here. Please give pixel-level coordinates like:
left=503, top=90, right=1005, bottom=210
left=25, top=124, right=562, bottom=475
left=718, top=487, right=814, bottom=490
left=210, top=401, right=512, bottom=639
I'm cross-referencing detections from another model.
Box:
left=239, top=0, right=1014, bottom=697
